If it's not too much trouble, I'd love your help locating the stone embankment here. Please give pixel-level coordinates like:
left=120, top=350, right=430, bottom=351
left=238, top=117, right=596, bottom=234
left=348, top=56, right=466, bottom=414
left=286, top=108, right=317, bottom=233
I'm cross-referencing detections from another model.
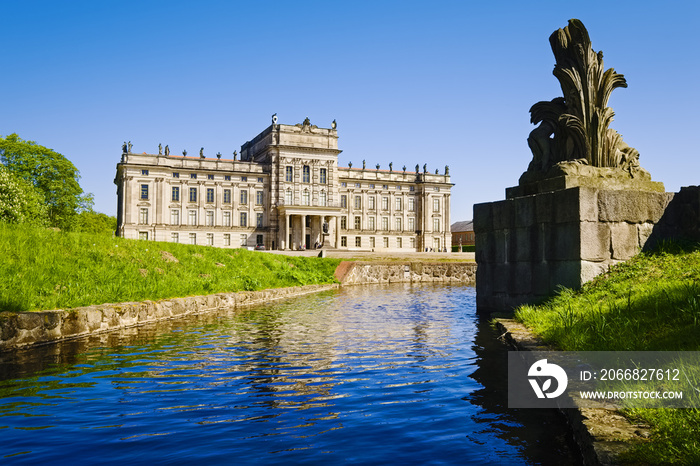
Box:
left=0, top=284, right=337, bottom=352
left=0, top=261, right=477, bottom=351
left=335, top=261, right=476, bottom=285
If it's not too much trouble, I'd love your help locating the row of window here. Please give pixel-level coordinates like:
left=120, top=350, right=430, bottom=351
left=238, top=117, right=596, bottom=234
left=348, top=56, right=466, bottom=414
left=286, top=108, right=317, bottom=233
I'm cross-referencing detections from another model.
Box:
left=285, top=166, right=327, bottom=184
left=339, top=236, right=417, bottom=249
left=140, top=185, right=264, bottom=205
left=140, top=169, right=264, bottom=184
left=284, top=189, right=328, bottom=206
left=340, top=195, right=432, bottom=212
left=340, top=182, right=417, bottom=192
left=338, top=216, right=440, bottom=232
left=138, top=231, right=263, bottom=248
left=139, top=208, right=263, bottom=228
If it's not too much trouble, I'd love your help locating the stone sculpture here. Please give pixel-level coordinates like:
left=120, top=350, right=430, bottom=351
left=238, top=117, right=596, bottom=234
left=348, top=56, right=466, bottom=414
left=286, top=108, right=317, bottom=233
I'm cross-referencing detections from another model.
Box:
left=415, top=164, right=419, bottom=173
left=122, top=142, right=127, bottom=154
left=445, top=165, right=449, bottom=176
left=233, top=150, right=238, bottom=160
left=423, top=164, right=427, bottom=174
left=521, top=19, right=649, bottom=185
left=389, top=162, right=393, bottom=172
left=362, top=160, right=366, bottom=169
left=217, top=152, right=222, bottom=159
left=183, top=150, right=187, bottom=156
left=331, top=119, right=337, bottom=130
left=158, top=143, right=162, bottom=155
left=200, top=147, right=204, bottom=158
left=376, top=163, right=380, bottom=170
left=348, top=161, right=352, bottom=169
left=165, top=145, right=170, bottom=156
left=272, top=113, right=278, bottom=125
left=127, top=141, right=133, bottom=153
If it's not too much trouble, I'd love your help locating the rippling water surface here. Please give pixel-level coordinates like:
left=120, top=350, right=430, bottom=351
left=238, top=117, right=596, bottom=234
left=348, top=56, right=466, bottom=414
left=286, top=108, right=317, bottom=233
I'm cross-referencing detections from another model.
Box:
left=0, top=284, right=579, bottom=464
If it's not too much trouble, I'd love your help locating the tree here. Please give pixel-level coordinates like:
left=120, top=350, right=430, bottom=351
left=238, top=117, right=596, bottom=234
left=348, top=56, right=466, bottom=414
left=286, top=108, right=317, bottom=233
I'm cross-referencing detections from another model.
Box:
left=0, top=134, right=91, bottom=230
left=0, top=165, right=48, bottom=225
left=76, top=210, right=117, bottom=236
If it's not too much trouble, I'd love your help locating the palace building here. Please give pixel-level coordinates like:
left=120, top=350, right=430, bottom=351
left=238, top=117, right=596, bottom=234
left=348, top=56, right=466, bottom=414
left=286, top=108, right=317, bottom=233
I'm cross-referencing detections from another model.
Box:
left=115, top=117, right=453, bottom=251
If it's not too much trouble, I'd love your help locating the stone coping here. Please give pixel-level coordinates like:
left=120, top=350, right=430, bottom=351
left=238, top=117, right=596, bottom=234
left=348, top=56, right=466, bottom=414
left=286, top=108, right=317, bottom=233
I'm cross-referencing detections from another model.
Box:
left=496, top=318, right=650, bottom=465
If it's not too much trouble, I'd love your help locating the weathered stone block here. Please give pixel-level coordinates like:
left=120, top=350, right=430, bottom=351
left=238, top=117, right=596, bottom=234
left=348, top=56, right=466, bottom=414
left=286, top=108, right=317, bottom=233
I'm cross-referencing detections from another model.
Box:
left=580, top=222, right=611, bottom=261
left=546, top=222, right=580, bottom=261
left=549, top=261, right=582, bottom=290
left=578, top=187, right=599, bottom=222
left=492, top=263, right=511, bottom=293
left=493, top=200, right=514, bottom=230
left=610, top=222, right=639, bottom=260
left=16, top=313, right=42, bottom=330
left=598, top=191, right=669, bottom=223
left=535, top=191, right=554, bottom=224
left=554, top=188, right=582, bottom=224
left=511, top=263, right=532, bottom=294
left=637, top=222, right=655, bottom=250
left=514, top=195, right=535, bottom=228
left=473, top=202, right=493, bottom=232
left=512, top=226, right=536, bottom=262
left=475, top=230, right=494, bottom=263
left=580, top=260, right=609, bottom=284
left=494, top=230, right=509, bottom=264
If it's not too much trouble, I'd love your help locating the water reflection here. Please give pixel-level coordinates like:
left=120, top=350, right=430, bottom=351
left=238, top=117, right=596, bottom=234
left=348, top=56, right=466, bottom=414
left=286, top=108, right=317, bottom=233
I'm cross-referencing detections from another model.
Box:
left=0, top=284, right=579, bottom=464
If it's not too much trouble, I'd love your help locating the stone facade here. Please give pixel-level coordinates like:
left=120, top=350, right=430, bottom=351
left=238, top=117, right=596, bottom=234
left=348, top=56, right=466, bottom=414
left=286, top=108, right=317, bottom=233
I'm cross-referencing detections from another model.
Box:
left=475, top=186, right=672, bottom=312
left=115, top=119, right=453, bottom=252
left=335, top=261, right=476, bottom=285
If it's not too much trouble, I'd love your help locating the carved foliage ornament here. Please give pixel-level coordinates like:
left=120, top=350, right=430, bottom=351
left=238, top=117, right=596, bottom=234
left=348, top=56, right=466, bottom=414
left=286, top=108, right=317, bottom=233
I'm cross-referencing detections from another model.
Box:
left=525, top=19, right=643, bottom=176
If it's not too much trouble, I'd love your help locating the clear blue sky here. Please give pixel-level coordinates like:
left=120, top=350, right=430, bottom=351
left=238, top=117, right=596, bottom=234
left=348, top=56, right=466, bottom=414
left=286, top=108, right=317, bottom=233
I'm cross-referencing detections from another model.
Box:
left=2, top=0, right=698, bottom=222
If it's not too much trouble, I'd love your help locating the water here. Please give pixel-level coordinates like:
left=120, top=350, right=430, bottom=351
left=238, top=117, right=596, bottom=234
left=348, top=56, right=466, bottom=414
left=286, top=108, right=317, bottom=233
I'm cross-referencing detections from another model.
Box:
left=0, top=284, right=579, bottom=464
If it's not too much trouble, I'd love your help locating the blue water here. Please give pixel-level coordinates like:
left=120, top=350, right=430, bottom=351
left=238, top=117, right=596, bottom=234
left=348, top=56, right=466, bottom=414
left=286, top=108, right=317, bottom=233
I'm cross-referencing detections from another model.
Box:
left=0, top=284, right=579, bottom=464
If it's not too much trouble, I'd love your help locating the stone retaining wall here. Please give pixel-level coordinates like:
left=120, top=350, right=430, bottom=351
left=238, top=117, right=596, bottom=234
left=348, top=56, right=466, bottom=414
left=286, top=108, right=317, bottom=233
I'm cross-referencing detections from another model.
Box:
left=0, top=284, right=338, bottom=352
left=336, top=261, right=476, bottom=285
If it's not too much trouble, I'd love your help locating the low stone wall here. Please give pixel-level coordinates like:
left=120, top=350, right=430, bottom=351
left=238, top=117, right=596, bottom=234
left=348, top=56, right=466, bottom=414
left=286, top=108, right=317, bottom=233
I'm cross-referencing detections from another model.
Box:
left=496, top=318, right=648, bottom=465
left=337, top=261, right=476, bottom=285
left=0, top=284, right=338, bottom=352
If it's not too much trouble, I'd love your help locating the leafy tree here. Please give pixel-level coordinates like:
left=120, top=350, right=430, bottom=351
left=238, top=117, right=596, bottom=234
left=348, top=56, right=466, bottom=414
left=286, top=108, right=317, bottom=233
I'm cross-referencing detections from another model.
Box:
left=0, top=165, right=48, bottom=225
left=76, top=210, right=117, bottom=236
left=0, top=134, right=91, bottom=230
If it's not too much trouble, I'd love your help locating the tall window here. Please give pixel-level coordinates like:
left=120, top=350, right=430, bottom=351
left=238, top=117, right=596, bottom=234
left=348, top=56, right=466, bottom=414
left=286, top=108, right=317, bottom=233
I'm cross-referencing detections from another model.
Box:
left=139, top=208, right=148, bottom=224
left=341, top=236, right=347, bottom=247
left=355, top=237, right=361, bottom=247
left=319, top=191, right=327, bottom=206
left=381, top=197, right=389, bottom=210
left=188, top=210, right=197, bottom=226
left=368, top=216, right=375, bottom=230
left=240, top=212, right=247, bottom=227
left=381, top=216, right=389, bottom=231
left=206, top=188, right=214, bottom=203
left=319, top=168, right=327, bottom=184
left=410, top=237, right=416, bottom=249
left=396, top=217, right=403, bottom=231
left=354, top=216, right=361, bottom=230
left=434, top=238, right=441, bottom=250
left=189, top=187, right=197, bottom=203
left=354, top=196, right=361, bottom=209
left=171, top=186, right=180, bottom=202
left=383, top=237, right=389, bottom=248
left=433, top=218, right=440, bottom=232
left=206, top=233, right=214, bottom=246
left=240, top=190, right=248, bottom=205
left=240, top=234, right=247, bottom=247
left=171, top=209, right=180, bottom=225
left=206, top=211, right=214, bottom=226
left=395, top=197, right=402, bottom=211
left=285, top=189, right=293, bottom=205
left=189, top=233, right=196, bottom=244
left=223, top=211, right=231, bottom=227
left=369, top=237, right=375, bottom=248
left=408, top=217, right=415, bottom=231
left=171, top=232, right=179, bottom=243
left=140, top=184, right=149, bottom=200
left=397, top=237, right=403, bottom=248
left=303, top=190, right=310, bottom=206
left=408, top=198, right=415, bottom=212
left=368, top=196, right=375, bottom=210
left=433, top=198, right=440, bottom=212
left=223, top=189, right=231, bottom=204
left=303, top=165, right=310, bottom=183
left=341, top=216, right=347, bottom=230
left=256, top=191, right=263, bottom=205
left=256, top=213, right=263, bottom=228
left=139, top=231, right=148, bottom=240
left=223, top=234, right=231, bottom=246
left=341, top=195, right=347, bottom=208
left=285, top=166, right=293, bottom=182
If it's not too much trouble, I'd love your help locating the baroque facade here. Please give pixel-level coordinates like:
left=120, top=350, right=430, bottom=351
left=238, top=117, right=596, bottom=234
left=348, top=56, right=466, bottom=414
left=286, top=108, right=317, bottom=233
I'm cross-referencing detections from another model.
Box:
left=115, top=118, right=453, bottom=251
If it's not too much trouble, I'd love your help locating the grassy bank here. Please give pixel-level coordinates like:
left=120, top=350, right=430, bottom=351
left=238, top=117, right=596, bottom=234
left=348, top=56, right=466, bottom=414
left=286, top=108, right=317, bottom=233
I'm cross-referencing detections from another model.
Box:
left=515, top=243, right=700, bottom=464
left=0, top=225, right=340, bottom=313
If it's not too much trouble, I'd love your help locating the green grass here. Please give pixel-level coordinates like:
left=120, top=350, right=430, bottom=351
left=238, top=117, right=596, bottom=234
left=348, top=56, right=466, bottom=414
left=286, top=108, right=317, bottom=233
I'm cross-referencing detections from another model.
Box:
left=515, top=242, right=700, bottom=464
left=0, top=224, right=340, bottom=312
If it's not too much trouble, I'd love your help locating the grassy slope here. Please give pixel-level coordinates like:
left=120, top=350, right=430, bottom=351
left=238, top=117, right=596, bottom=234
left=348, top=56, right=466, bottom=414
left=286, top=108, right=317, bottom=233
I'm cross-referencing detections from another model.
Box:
left=515, top=244, right=700, bottom=464
left=0, top=225, right=340, bottom=312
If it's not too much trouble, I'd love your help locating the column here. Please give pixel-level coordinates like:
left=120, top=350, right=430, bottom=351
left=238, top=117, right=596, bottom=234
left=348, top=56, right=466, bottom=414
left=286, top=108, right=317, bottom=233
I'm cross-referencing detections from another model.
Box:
left=301, top=214, right=306, bottom=249
left=335, top=216, right=341, bottom=248
left=283, top=213, right=289, bottom=250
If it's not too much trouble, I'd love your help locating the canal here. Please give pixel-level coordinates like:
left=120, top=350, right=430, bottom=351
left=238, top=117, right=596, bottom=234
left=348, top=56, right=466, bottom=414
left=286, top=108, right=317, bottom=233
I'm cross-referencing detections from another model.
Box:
left=0, top=284, right=579, bottom=464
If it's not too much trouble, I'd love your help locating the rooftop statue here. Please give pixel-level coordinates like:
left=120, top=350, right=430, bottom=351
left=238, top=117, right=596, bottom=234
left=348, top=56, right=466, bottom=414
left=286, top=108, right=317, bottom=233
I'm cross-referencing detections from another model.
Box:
left=165, top=145, right=170, bottom=156
left=521, top=19, right=649, bottom=185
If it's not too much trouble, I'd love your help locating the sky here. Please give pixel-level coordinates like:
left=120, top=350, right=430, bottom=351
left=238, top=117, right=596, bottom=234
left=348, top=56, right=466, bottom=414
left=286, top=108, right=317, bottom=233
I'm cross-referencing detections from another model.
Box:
left=2, top=0, right=698, bottom=222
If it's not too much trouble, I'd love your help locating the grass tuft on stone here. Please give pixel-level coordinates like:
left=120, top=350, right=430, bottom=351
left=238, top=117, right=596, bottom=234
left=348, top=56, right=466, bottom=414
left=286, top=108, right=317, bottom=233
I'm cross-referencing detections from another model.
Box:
left=0, top=224, right=340, bottom=312
left=515, top=240, right=700, bottom=464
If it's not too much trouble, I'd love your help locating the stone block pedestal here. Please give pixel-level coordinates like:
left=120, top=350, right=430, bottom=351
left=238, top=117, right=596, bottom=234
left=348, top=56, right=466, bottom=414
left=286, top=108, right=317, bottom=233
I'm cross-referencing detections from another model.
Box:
left=474, top=186, right=673, bottom=313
